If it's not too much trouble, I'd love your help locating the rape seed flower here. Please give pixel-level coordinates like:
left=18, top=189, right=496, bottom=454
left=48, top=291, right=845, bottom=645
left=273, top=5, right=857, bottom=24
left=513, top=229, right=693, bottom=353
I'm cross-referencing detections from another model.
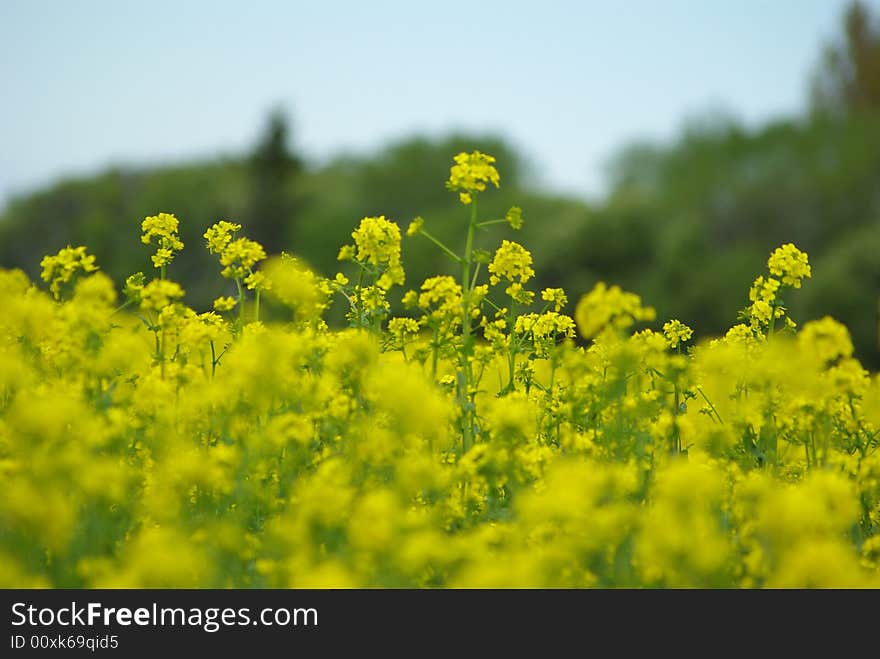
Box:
left=204, top=221, right=242, bottom=255
left=514, top=312, right=576, bottom=340
left=387, top=317, right=420, bottom=348
left=40, top=246, right=98, bottom=299
left=219, top=237, right=267, bottom=280
left=489, top=241, right=535, bottom=305
left=505, top=206, right=523, bottom=230
left=244, top=271, right=270, bottom=292
left=351, top=216, right=405, bottom=289
left=406, top=216, right=424, bottom=238
left=359, top=285, right=391, bottom=313
left=767, top=243, right=811, bottom=288
left=797, top=316, right=854, bottom=365
left=747, top=276, right=784, bottom=328
left=662, top=319, right=693, bottom=349
left=574, top=282, right=655, bottom=339
left=214, top=296, right=237, bottom=312
left=141, top=213, right=184, bottom=269
left=262, top=255, right=333, bottom=321
left=401, top=290, right=418, bottom=309
left=417, top=276, right=463, bottom=321
left=446, top=151, right=500, bottom=204
left=489, top=241, right=534, bottom=286
left=139, top=279, right=184, bottom=312
left=337, top=245, right=356, bottom=262
left=541, top=288, right=567, bottom=311
left=123, top=272, right=146, bottom=301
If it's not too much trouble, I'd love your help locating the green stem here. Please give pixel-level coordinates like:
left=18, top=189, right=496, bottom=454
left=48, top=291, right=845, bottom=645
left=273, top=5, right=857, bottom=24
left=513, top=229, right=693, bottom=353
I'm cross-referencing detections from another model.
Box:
left=767, top=301, right=779, bottom=338
left=419, top=229, right=462, bottom=264
left=431, top=326, right=439, bottom=380
left=470, top=262, right=482, bottom=293
left=696, top=385, right=724, bottom=425
left=548, top=335, right=558, bottom=392
left=459, top=197, right=478, bottom=453
left=475, top=218, right=509, bottom=228
left=482, top=297, right=504, bottom=314
left=112, top=299, right=134, bottom=315
left=672, top=383, right=681, bottom=455
left=254, top=289, right=261, bottom=323
left=506, top=304, right=517, bottom=392
left=355, top=267, right=365, bottom=327
left=235, top=278, right=245, bottom=328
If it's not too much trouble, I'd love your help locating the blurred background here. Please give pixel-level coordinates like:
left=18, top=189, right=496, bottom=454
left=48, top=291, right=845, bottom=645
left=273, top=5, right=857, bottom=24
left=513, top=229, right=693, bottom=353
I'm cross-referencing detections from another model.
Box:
left=2, top=0, right=880, bottom=364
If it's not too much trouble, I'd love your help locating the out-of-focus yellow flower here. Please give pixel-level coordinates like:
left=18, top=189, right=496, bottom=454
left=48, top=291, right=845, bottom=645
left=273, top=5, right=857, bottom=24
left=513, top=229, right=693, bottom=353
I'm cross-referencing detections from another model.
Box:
left=40, top=246, right=98, bottom=299
left=574, top=282, right=655, bottom=340
left=662, top=319, right=693, bottom=349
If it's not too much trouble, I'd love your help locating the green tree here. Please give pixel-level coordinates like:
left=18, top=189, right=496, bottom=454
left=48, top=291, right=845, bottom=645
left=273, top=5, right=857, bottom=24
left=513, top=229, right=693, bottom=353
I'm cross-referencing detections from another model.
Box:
left=248, top=109, right=303, bottom=252
left=811, top=1, right=880, bottom=116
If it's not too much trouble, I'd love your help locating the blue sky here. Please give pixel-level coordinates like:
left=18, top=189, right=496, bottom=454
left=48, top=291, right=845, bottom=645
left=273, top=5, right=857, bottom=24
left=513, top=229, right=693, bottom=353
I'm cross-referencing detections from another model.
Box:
left=0, top=0, right=868, bottom=207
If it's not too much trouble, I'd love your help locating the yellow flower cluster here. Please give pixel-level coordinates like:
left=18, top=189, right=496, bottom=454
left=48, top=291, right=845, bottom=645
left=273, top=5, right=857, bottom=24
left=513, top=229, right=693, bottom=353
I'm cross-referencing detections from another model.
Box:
left=662, top=319, right=693, bottom=349
left=39, top=245, right=98, bottom=299
left=415, top=275, right=463, bottom=321
left=213, top=296, right=237, bottom=312
left=406, top=216, right=424, bottom=238
left=141, top=212, right=184, bottom=269
left=574, top=282, right=656, bottom=339
left=446, top=150, right=501, bottom=204
left=513, top=311, right=575, bottom=340
left=746, top=244, right=811, bottom=333
left=489, top=240, right=535, bottom=304
left=768, top=243, right=812, bottom=288
left=349, top=216, right=405, bottom=290
left=140, top=278, right=185, bottom=312
left=1, top=151, right=879, bottom=589
left=797, top=316, right=854, bottom=365
left=204, top=220, right=242, bottom=254
left=203, top=220, right=267, bottom=287
left=262, top=255, right=332, bottom=323
left=220, top=238, right=267, bottom=283
left=505, top=206, right=523, bottom=230
left=541, top=287, right=568, bottom=312
left=748, top=275, right=783, bottom=327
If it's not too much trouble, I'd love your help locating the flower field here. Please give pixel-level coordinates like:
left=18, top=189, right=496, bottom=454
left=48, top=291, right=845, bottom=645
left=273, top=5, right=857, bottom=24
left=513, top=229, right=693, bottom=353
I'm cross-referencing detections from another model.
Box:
left=2, top=152, right=879, bottom=588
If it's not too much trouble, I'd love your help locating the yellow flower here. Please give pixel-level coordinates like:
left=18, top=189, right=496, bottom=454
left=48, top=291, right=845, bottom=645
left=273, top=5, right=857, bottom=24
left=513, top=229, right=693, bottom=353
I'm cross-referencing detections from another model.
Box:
left=797, top=316, right=853, bottom=365
left=446, top=151, right=500, bottom=203
left=541, top=287, right=567, bottom=311
left=244, top=271, right=270, bottom=291
left=406, top=216, right=424, bottom=237
left=213, top=296, right=237, bottom=312
left=350, top=216, right=404, bottom=289
left=767, top=243, right=811, bottom=288
left=574, top=282, right=655, bottom=339
left=203, top=220, right=242, bottom=255
left=139, top=278, right=185, bottom=312
left=337, top=245, right=356, bottom=262
left=219, top=237, right=267, bottom=280
left=142, top=212, right=184, bottom=268
left=39, top=246, right=99, bottom=299
left=662, top=319, right=693, bottom=349
left=488, top=240, right=534, bottom=286
left=505, top=206, right=523, bottom=230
